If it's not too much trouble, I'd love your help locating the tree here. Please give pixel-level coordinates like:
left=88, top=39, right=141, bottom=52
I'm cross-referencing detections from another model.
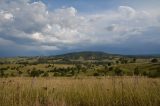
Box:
left=151, top=58, right=158, bottom=63
left=17, top=69, right=22, bottom=76
left=93, top=72, right=100, bottom=76
left=104, top=65, right=108, bottom=71
left=119, top=58, right=128, bottom=64
left=142, top=71, right=148, bottom=76
left=107, top=63, right=111, bottom=66
left=42, top=72, right=49, bottom=77
left=76, top=64, right=81, bottom=74
left=104, top=65, right=108, bottom=76
left=71, top=70, right=75, bottom=76
left=0, top=70, right=5, bottom=77
left=131, top=58, right=136, bottom=63
left=114, top=67, right=123, bottom=76
left=116, top=61, right=119, bottom=64
left=30, top=69, right=43, bottom=77
left=109, top=67, right=113, bottom=71
left=134, top=67, right=140, bottom=76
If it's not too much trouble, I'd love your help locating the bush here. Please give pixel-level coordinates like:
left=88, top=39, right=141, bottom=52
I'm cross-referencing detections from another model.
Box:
left=107, top=63, right=112, bottom=66
left=30, top=69, right=43, bottom=77
left=42, top=72, right=49, bottom=77
left=53, top=72, right=61, bottom=76
left=148, top=70, right=160, bottom=78
left=0, top=70, right=5, bottom=77
left=134, top=67, right=140, bottom=76
left=151, top=58, right=158, bottom=63
left=71, top=70, right=75, bottom=76
left=109, top=67, right=113, bottom=71
left=10, top=72, right=16, bottom=77
left=132, top=58, right=136, bottom=63
left=93, top=72, right=100, bottom=76
left=142, top=71, right=148, bottom=76
left=114, top=67, right=123, bottom=76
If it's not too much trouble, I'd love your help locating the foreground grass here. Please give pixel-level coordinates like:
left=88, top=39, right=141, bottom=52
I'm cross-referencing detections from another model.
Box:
left=0, top=77, right=160, bottom=106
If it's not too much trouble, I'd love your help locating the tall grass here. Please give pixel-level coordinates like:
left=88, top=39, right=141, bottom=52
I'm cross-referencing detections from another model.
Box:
left=0, top=77, right=160, bottom=106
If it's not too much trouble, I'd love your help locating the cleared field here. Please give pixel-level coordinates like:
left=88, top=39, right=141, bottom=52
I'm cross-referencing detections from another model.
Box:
left=0, top=77, right=160, bottom=106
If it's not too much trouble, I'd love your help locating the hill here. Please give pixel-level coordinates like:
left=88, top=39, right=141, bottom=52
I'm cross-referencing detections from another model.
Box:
left=53, top=51, right=120, bottom=60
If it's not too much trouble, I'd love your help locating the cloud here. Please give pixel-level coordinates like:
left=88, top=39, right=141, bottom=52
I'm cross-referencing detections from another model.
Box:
left=0, top=11, right=13, bottom=20
left=0, top=0, right=160, bottom=56
left=0, top=37, right=14, bottom=45
left=118, top=6, right=136, bottom=18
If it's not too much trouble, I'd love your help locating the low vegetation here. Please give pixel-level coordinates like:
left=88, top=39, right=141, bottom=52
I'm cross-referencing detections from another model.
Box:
left=0, top=52, right=160, bottom=106
left=0, top=77, right=160, bottom=106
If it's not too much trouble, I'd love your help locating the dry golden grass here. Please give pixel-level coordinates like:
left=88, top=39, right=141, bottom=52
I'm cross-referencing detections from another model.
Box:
left=0, top=77, right=160, bottom=106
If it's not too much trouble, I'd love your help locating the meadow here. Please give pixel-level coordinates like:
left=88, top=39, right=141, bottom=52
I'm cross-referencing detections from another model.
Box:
left=0, top=77, right=160, bottom=106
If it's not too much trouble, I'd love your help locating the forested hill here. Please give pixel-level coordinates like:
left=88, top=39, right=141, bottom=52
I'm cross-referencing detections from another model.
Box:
left=52, top=51, right=120, bottom=60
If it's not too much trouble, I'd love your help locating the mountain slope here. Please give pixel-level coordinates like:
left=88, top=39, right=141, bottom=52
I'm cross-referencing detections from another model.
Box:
left=53, top=51, right=119, bottom=60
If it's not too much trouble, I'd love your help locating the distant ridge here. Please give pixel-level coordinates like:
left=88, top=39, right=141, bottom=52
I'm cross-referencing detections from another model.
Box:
left=52, top=51, right=120, bottom=60
left=51, top=51, right=160, bottom=60
left=1, top=51, right=159, bottom=58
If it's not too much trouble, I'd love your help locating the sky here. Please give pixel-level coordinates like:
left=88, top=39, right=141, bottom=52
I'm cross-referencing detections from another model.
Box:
left=0, top=0, right=160, bottom=56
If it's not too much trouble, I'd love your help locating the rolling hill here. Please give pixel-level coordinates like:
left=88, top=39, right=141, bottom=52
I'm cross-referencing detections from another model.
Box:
left=52, top=51, right=120, bottom=60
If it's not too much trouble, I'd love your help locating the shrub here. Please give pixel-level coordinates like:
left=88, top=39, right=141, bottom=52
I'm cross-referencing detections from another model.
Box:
left=0, top=70, right=5, bottom=77
left=109, top=67, right=113, bottom=71
left=107, top=62, right=111, bottom=66
left=142, top=71, right=148, bottom=76
left=114, top=67, right=123, bottom=76
left=42, top=72, right=49, bottom=77
left=148, top=70, right=160, bottom=78
left=10, top=72, right=16, bottom=77
left=71, top=70, right=75, bottom=76
left=30, top=69, right=43, bottom=77
left=17, top=70, right=23, bottom=75
left=134, top=67, right=140, bottom=76
left=93, top=72, right=100, bottom=76
left=151, top=58, right=158, bottom=63
left=53, top=72, right=61, bottom=76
